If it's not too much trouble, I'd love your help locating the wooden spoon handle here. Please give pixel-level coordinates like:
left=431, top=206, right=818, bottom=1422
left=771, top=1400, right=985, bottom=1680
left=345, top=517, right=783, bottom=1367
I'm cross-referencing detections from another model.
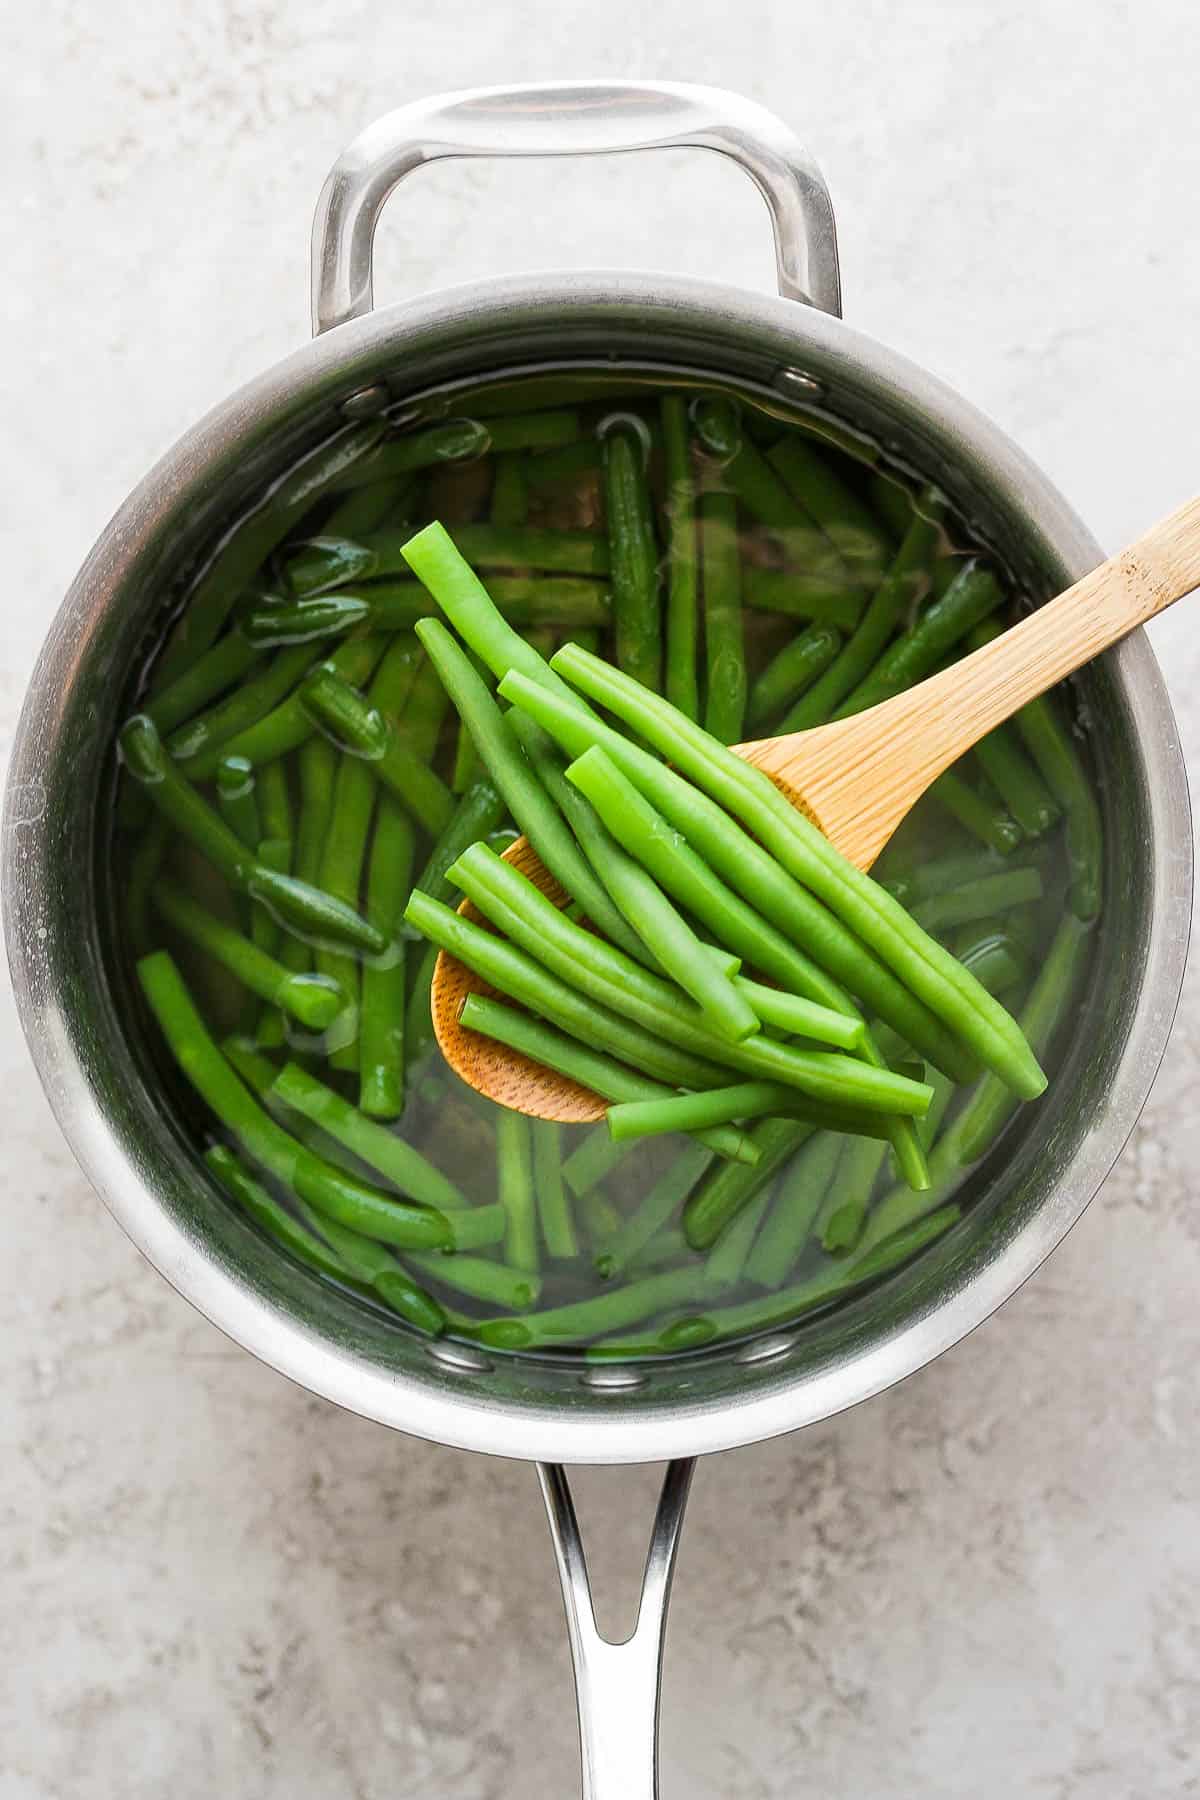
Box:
left=829, top=489, right=1200, bottom=791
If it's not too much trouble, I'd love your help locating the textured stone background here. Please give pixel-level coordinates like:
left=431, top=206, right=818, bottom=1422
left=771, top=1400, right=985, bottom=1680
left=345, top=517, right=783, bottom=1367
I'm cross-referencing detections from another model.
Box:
left=4, top=3, right=1200, bottom=1795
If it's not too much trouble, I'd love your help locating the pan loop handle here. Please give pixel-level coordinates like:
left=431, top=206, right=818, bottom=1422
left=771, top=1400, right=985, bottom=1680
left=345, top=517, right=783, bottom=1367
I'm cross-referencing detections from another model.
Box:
left=537, top=1458, right=696, bottom=1800
left=311, top=81, right=840, bottom=333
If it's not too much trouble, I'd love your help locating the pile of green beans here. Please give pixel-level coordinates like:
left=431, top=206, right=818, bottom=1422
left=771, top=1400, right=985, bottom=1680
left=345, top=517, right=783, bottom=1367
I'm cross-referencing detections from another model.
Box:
left=110, top=375, right=1102, bottom=1357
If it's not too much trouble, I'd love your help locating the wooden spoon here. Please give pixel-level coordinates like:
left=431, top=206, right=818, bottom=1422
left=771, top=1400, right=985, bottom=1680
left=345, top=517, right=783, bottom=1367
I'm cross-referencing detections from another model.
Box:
left=433, top=492, right=1200, bottom=1122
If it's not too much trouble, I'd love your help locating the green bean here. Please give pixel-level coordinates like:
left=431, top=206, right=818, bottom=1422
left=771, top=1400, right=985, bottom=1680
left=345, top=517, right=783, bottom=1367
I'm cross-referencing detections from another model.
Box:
left=766, top=437, right=893, bottom=581
left=477, top=1265, right=713, bottom=1349
left=457, top=993, right=758, bottom=1164
left=598, top=1143, right=713, bottom=1277
left=294, top=526, right=611, bottom=589
left=404, top=943, right=440, bottom=1071
left=145, top=631, right=263, bottom=737
left=549, top=644, right=1045, bottom=1100
left=206, top=1145, right=356, bottom=1283
left=557, top=753, right=757, bottom=1042
left=524, top=438, right=602, bottom=489
left=971, top=725, right=1061, bottom=837
left=298, top=667, right=454, bottom=838
left=911, top=867, right=1043, bottom=935
left=151, top=420, right=387, bottom=689
left=411, top=617, right=644, bottom=962
left=744, top=1131, right=843, bottom=1287
left=490, top=453, right=528, bottom=526
left=258, top=741, right=336, bottom=1047
left=683, top=1117, right=812, bottom=1250
left=495, top=1111, right=539, bottom=1273
left=153, top=877, right=342, bottom=1030
left=292, top=1201, right=447, bottom=1334
left=216, top=756, right=260, bottom=851
left=319, top=476, right=411, bottom=543
left=930, top=769, right=1024, bottom=854
left=607, top=1083, right=799, bottom=1143
left=663, top=1205, right=964, bottom=1345
left=883, top=844, right=1007, bottom=905
left=601, top=420, right=661, bottom=691
left=858, top=916, right=1089, bottom=1254
left=660, top=395, right=700, bottom=721
left=954, top=926, right=1027, bottom=998
left=832, top=562, right=1003, bottom=719
left=580, top=1188, right=624, bottom=1251
left=183, top=632, right=388, bottom=779
left=742, top=570, right=866, bottom=632
left=409, top=890, right=737, bottom=1096
left=268, top=1061, right=468, bottom=1213
left=563, top=1129, right=636, bottom=1199
left=412, top=778, right=507, bottom=907
left=622, top=1227, right=691, bottom=1276
left=245, top=578, right=612, bottom=647
left=358, top=796, right=415, bottom=1117
left=868, top=473, right=917, bottom=540
left=327, top=419, right=487, bottom=492
left=138, top=953, right=450, bottom=1253
left=747, top=624, right=842, bottom=730
left=819, top=1133, right=889, bottom=1254
left=255, top=758, right=292, bottom=849
left=692, top=397, right=806, bottom=531
left=562, top=744, right=851, bottom=1023
left=286, top=536, right=379, bottom=596
left=482, top=411, right=582, bottom=454
left=734, top=981, right=864, bottom=1049
left=775, top=503, right=943, bottom=730
left=408, top=1250, right=540, bottom=1311
left=1010, top=686, right=1103, bottom=920
left=696, top=489, right=745, bottom=742
left=704, top=1186, right=772, bottom=1288
left=530, top=1120, right=576, bottom=1258
left=120, top=716, right=386, bottom=954
left=444, top=855, right=930, bottom=1118
left=125, top=814, right=170, bottom=960
left=170, top=640, right=318, bottom=766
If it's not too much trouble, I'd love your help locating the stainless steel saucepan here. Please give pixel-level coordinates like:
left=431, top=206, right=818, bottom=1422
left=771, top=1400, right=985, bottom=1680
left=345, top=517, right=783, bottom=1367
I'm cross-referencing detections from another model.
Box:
left=4, top=82, right=1190, bottom=1797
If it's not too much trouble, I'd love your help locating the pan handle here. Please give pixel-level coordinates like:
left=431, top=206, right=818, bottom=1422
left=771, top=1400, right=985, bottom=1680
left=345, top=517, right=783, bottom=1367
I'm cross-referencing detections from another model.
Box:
left=536, top=1458, right=695, bottom=1799
left=311, top=81, right=840, bottom=332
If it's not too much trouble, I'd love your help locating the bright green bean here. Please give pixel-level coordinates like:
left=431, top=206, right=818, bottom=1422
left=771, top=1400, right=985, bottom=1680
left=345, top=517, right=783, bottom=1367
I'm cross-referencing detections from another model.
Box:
left=412, top=778, right=507, bottom=907
left=152, top=878, right=342, bottom=1030
left=408, top=1249, right=540, bottom=1311
left=476, top=1265, right=713, bottom=1349
left=661, top=395, right=700, bottom=721
left=819, top=1132, right=888, bottom=1253
left=699, top=489, right=746, bottom=743
left=327, top=419, right=488, bottom=492
left=358, top=795, right=415, bottom=1117
left=215, top=756, right=260, bottom=851
left=607, top=1083, right=799, bottom=1143
left=747, top=624, right=842, bottom=730
left=292, top=1201, right=447, bottom=1334
left=911, top=868, right=1044, bottom=935
left=744, top=1131, right=842, bottom=1287
left=683, top=1117, right=812, bottom=1250
left=598, top=1143, right=713, bottom=1277
left=742, top=569, right=866, bottom=632
left=207, top=1145, right=355, bottom=1283
left=145, top=631, right=262, bottom=737
left=298, top=666, right=454, bottom=837
left=832, top=562, right=1003, bottom=719
left=601, top=420, right=661, bottom=691
left=930, top=769, right=1024, bottom=854
left=496, top=1111, right=539, bottom=1273
left=531, top=1120, right=577, bottom=1259
left=766, top=437, right=893, bottom=581
left=563, top=1129, right=636, bottom=1199
left=704, top=1185, right=772, bottom=1288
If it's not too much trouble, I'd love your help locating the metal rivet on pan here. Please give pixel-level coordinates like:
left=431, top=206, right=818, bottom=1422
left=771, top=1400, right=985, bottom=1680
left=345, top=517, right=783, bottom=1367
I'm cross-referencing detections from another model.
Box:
left=581, top=1365, right=649, bottom=1392
left=425, top=1341, right=494, bottom=1376
left=340, top=383, right=391, bottom=419
left=732, top=1332, right=797, bottom=1367
left=773, top=368, right=824, bottom=400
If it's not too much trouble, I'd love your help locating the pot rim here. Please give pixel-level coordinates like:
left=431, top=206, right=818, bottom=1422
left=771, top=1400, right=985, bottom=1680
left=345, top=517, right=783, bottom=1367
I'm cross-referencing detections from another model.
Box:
left=5, top=270, right=1192, bottom=1462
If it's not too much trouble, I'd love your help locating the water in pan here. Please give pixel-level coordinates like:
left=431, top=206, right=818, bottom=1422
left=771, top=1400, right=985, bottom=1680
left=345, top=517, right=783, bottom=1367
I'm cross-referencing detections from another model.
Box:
left=102, top=363, right=1102, bottom=1359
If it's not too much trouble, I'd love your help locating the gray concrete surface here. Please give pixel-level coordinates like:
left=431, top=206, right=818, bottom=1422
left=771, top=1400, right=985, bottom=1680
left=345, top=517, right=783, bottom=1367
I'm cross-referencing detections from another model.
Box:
left=4, top=2, right=1200, bottom=1794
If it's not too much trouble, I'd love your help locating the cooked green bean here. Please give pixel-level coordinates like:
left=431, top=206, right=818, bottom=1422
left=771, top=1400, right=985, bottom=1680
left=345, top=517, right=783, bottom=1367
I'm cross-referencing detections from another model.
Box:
left=744, top=1131, right=842, bottom=1287
left=151, top=419, right=386, bottom=688
left=705, top=1185, right=772, bottom=1288
left=563, top=1128, right=636, bottom=1199
left=972, top=725, right=1061, bottom=837
left=683, top=1117, right=812, bottom=1250
left=183, top=632, right=388, bottom=780
left=358, top=796, right=414, bottom=1117
left=245, top=578, right=611, bottom=648
left=599, top=1143, right=713, bottom=1277
left=601, top=420, right=661, bottom=691
left=498, top=672, right=968, bottom=1080
left=742, top=570, right=866, bottom=632
left=490, top=453, right=528, bottom=527
left=661, top=395, right=700, bottom=721
left=292, top=1201, right=448, bottom=1334
left=444, top=852, right=932, bottom=1119
left=1008, top=681, right=1103, bottom=919
left=153, top=878, right=342, bottom=1031
left=408, top=1249, right=541, bottom=1311
left=456, top=992, right=758, bottom=1165
left=693, top=397, right=808, bottom=531
left=832, top=562, right=1003, bottom=719
left=496, top=1111, right=539, bottom=1273
left=607, top=1083, right=799, bottom=1143
left=734, top=980, right=864, bottom=1050
left=145, top=631, right=262, bottom=737
left=215, top=756, right=260, bottom=851
left=286, top=536, right=379, bottom=596
left=476, top=1265, right=714, bottom=1349
left=411, top=777, right=507, bottom=907
left=911, top=868, right=1044, bottom=935
left=530, top=1120, right=577, bottom=1259
left=208, top=1145, right=356, bottom=1282
left=930, top=769, right=1024, bottom=854
left=327, top=419, right=487, bottom=492
left=562, top=744, right=854, bottom=1024
left=954, top=925, right=1028, bottom=997
left=819, top=1133, right=889, bottom=1253
left=549, top=644, right=1045, bottom=1099
left=138, top=952, right=451, bottom=1253
left=125, top=815, right=170, bottom=960
left=411, top=615, right=645, bottom=962
left=699, top=490, right=746, bottom=743
left=298, top=665, right=454, bottom=837
left=766, top=437, right=893, bottom=581
left=775, top=502, right=943, bottom=730
left=269, top=1061, right=468, bottom=1213
left=747, top=624, right=842, bottom=730
left=319, top=475, right=411, bottom=543
left=170, top=644, right=318, bottom=763
left=120, top=717, right=386, bottom=954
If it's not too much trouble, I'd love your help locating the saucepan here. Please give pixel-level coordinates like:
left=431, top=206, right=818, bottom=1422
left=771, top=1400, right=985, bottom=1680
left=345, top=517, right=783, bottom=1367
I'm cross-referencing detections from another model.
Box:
left=3, top=82, right=1190, bottom=1796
